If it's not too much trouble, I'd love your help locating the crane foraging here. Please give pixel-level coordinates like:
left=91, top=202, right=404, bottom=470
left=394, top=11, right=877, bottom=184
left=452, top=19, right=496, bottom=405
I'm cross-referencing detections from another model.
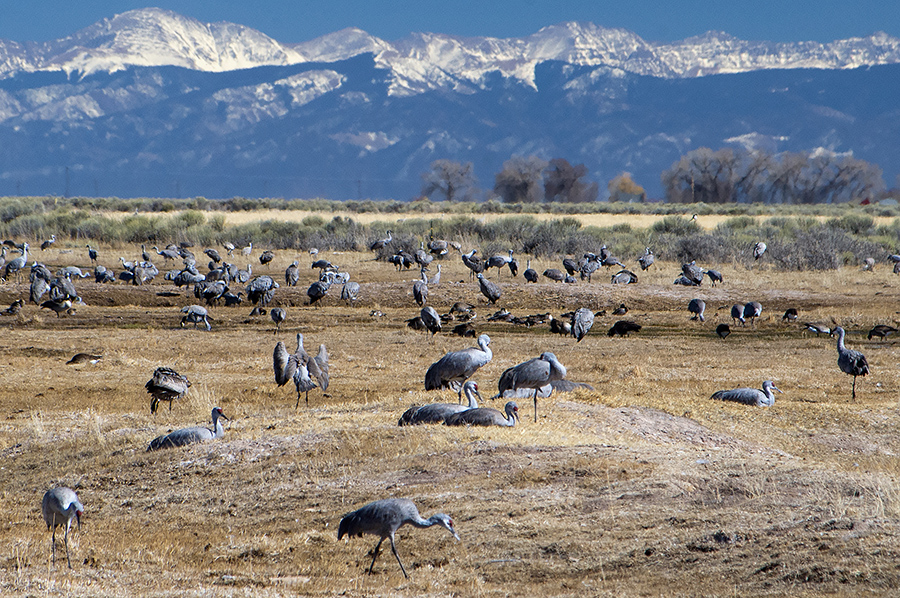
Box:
left=42, top=487, right=83, bottom=568
left=424, top=334, right=492, bottom=391
left=497, top=352, right=566, bottom=423
left=833, top=326, right=869, bottom=400
left=338, top=498, right=459, bottom=578
left=399, top=381, right=482, bottom=425
left=711, top=380, right=781, bottom=407
left=147, top=407, right=228, bottom=450
left=146, top=367, right=191, bottom=414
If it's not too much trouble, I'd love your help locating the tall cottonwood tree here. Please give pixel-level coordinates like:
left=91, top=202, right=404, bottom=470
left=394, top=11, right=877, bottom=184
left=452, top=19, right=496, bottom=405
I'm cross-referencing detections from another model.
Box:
left=421, top=160, right=478, bottom=202
left=543, top=158, right=598, bottom=203
left=494, top=155, right=547, bottom=203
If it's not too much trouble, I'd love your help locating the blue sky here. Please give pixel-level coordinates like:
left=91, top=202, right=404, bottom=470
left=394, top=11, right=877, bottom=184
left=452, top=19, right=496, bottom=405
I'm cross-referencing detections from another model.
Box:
left=2, top=1, right=898, bottom=44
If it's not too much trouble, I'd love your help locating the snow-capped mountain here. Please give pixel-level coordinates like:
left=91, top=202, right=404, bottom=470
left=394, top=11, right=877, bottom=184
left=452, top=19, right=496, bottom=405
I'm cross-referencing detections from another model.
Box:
left=0, top=7, right=897, bottom=200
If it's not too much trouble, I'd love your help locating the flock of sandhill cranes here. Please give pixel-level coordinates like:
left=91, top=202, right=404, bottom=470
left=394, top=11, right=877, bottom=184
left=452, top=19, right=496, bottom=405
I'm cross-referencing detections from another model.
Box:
left=4, top=229, right=887, bottom=575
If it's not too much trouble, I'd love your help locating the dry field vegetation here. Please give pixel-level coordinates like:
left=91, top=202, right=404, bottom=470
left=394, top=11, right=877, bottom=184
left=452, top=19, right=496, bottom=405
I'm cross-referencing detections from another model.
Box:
left=2, top=233, right=900, bottom=597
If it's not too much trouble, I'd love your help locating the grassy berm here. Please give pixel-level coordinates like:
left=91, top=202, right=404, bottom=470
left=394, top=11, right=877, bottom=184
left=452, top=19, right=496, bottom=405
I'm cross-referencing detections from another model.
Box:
left=1, top=245, right=899, bottom=597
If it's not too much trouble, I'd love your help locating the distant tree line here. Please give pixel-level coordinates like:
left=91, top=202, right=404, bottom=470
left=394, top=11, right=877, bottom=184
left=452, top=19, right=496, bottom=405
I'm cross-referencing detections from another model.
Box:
left=661, top=147, right=885, bottom=204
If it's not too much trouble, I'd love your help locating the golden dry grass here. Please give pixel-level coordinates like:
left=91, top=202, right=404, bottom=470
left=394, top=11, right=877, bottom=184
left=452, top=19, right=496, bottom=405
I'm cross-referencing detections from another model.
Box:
left=2, top=239, right=900, bottom=596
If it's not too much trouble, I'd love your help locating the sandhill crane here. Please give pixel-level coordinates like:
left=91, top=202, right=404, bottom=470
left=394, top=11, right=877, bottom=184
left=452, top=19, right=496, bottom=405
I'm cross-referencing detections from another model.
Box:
left=146, top=367, right=191, bottom=413
left=400, top=381, right=482, bottom=425
left=270, top=307, right=286, bottom=334
left=688, top=298, right=706, bottom=322
left=802, top=322, right=832, bottom=337
left=311, top=258, right=335, bottom=271
left=611, top=269, right=638, bottom=284
left=705, top=269, right=723, bottom=286
left=612, top=303, right=628, bottom=316
left=498, top=352, right=566, bottom=423
left=31, top=275, right=49, bottom=304
left=285, top=260, right=300, bottom=286
left=259, top=250, right=274, bottom=268
left=147, top=407, right=228, bottom=450
left=782, top=308, right=799, bottom=322
left=414, top=242, right=433, bottom=268
left=41, top=298, right=75, bottom=317
left=486, top=249, right=513, bottom=278
left=274, top=333, right=328, bottom=407
left=867, top=324, right=897, bottom=340
left=223, top=242, right=236, bottom=256
left=608, top=320, right=641, bottom=337
left=743, top=301, right=762, bottom=327
left=152, top=245, right=179, bottom=262
left=204, top=248, right=222, bottom=263
left=420, top=306, right=442, bottom=337
left=461, top=249, right=484, bottom=279
left=427, top=239, right=449, bottom=256
left=85, top=244, right=98, bottom=264
left=307, top=280, right=330, bottom=306
left=673, top=275, right=697, bottom=286
left=753, top=242, right=767, bottom=260
left=66, top=353, right=102, bottom=365
left=413, top=268, right=428, bottom=306
left=476, top=273, right=501, bottom=304
left=41, top=234, right=56, bottom=251
left=429, top=264, right=442, bottom=286
left=42, top=487, right=83, bottom=568
left=833, top=327, right=869, bottom=399
left=523, top=260, right=538, bottom=283
left=716, top=324, right=731, bottom=339
left=181, top=305, right=211, bottom=330
left=0, top=246, right=7, bottom=272
left=246, top=275, right=278, bottom=308
left=4, top=242, right=28, bottom=280
left=543, top=268, right=564, bottom=282
left=444, top=400, right=519, bottom=427
left=862, top=257, right=876, bottom=271
left=711, top=380, right=781, bottom=407
left=369, top=231, right=393, bottom=252
left=562, top=258, right=578, bottom=276
left=682, top=261, right=704, bottom=285
left=572, top=308, right=594, bottom=342
left=341, top=281, right=360, bottom=303
left=637, top=248, right=655, bottom=270
left=235, top=264, right=253, bottom=284
left=424, top=334, right=492, bottom=391
left=241, top=242, right=253, bottom=257
left=507, top=257, right=518, bottom=277
left=338, top=498, right=459, bottom=578
left=731, top=304, right=745, bottom=326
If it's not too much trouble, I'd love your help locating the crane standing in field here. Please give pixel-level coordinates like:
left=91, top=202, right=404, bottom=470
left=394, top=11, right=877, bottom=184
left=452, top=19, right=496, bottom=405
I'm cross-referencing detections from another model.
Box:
left=42, top=487, right=83, bottom=569
left=498, top=352, right=567, bottom=423
left=274, top=333, right=329, bottom=407
left=424, top=334, right=492, bottom=391
left=146, top=367, right=191, bottom=414
left=338, top=498, right=460, bottom=579
left=833, top=326, right=869, bottom=399
left=571, top=308, right=594, bottom=342
left=476, top=273, right=501, bottom=304
left=147, top=407, right=228, bottom=450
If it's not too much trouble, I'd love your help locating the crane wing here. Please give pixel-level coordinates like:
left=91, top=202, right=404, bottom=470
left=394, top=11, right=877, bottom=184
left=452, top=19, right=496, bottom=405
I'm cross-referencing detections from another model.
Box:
left=273, top=341, right=296, bottom=386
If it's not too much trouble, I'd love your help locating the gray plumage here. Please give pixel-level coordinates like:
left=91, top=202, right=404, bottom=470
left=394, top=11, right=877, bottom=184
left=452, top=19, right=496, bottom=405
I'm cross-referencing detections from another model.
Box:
left=743, top=301, right=762, bottom=326
left=498, top=352, right=567, bottom=423
left=246, top=275, right=278, bottom=307
left=341, top=281, right=360, bottom=303
left=731, top=304, right=745, bottom=326
left=274, top=333, right=328, bottom=407
left=307, top=280, right=330, bottom=306
left=369, top=230, right=393, bottom=251
left=180, top=305, right=211, bottom=330
left=285, top=260, right=300, bottom=286
left=486, top=249, right=513, bottom=277
left=492, top=379, right=594, bottom=400
left=420, top=306, right=442, bottom=337
left=40, top=234, right=56, bottom=251
left=571, top=307, right=594, bottom=342
left=4, top=242, right=28, bottom=279
left=42, top=487, right=83, bottom=568
left=637, top=248, right=655, bottom=270
left=223, top=242, right=236, bottom=256
left=753, top=242, right=767, bottom=260
left=802, top=322, right=832, bottom=337
left=152, top=245, right=178, bottom=262
left=424, top=334, right=492, bottom=390
left=867, top=324, right=897, bottom=340
left=682, top=260, right=704, bottom=285
left=705, top=269, right=723, bottom=286
left=444, top=400, right=519, bottom=427
left=259, top=249, right=275, bottom=268
left=543, top=268, right=565, bottom=282
left=146, top=366, right=191, bottom=414
left=711, top=380, right=781, bottom=407
left=66, top=353, right=103, bottom=365
left=476, top=273, right=501, bottom=304
left=461, top=249, right=484, bottom=279
left=147, top=407, right=228, bottom=451
left=338, top=497, right=459, bottom=579
left=523, top=259, right=538, bottom=283
left=204, top=248, right=222, bottom=263
left=673, top=275, right=698, bottom=286
left=399, top=381, right=481, bottom=425
left=41, top=297, right=75, bottom=317
left=833, top=326, right=869, bottom=399
left=611, top=269, right=638, bottom=284
left=688, top=298, right=706, bottom=322
left=429, top=264, right=442, bottom=285
left=31, top=275, right=50, bottom=304
left=413, top=269, right=428, bottom=306
left=86, top=244, right=98, bottom=264
left=270, top=307, right=286, bottom=334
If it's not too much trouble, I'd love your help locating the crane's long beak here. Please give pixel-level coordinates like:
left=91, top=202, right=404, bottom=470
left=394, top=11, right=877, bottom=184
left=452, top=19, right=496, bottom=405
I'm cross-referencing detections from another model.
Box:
left=773, top=386, right=783, bottom=394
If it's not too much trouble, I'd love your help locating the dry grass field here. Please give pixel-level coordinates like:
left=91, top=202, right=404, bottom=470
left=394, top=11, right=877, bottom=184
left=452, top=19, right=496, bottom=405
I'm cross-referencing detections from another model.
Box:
left=2, top=238, right=900, bottom=597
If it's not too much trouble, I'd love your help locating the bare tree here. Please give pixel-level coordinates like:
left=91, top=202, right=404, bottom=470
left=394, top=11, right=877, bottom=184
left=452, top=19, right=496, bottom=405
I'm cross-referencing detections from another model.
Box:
left=494, top=155, right=547, bottom=203
left=421, top=160, right=478, bottom=202
left=543, top=158, right=598, bottom=203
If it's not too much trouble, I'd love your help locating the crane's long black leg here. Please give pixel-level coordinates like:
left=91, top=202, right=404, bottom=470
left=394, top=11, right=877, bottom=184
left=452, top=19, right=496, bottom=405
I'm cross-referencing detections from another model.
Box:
left=295, top=392, right=301, bottom=409
left=534, top=388, right=539, bottom=423
left=64, top=526, right=71, bottom=569
left=389, top=534, right=408, bottom=579
left=306, top=391, right=310, bottom=407
left=852, top=376, right=857, bottom=400
left=367, top=538, right=384, bottom=574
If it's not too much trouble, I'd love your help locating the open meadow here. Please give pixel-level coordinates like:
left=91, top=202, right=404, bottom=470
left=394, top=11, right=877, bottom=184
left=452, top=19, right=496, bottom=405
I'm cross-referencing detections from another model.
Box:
left=2, top=236, right=900, bottom=597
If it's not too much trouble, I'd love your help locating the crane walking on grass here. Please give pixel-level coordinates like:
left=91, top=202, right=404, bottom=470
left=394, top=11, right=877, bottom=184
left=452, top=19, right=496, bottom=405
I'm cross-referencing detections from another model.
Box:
left=42, top=487, right=83, bottom=569
left=497, top=352, right=566, bottom=423
left=338, top=498, right=459, bottom=578
left=424, top=334, right=492, bottom=391
left=833, top=326, right=869, bottom=400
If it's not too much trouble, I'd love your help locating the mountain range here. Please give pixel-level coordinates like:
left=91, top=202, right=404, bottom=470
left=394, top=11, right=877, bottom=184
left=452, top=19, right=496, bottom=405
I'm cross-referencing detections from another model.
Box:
left=0, top=7, right=898, bottom=200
